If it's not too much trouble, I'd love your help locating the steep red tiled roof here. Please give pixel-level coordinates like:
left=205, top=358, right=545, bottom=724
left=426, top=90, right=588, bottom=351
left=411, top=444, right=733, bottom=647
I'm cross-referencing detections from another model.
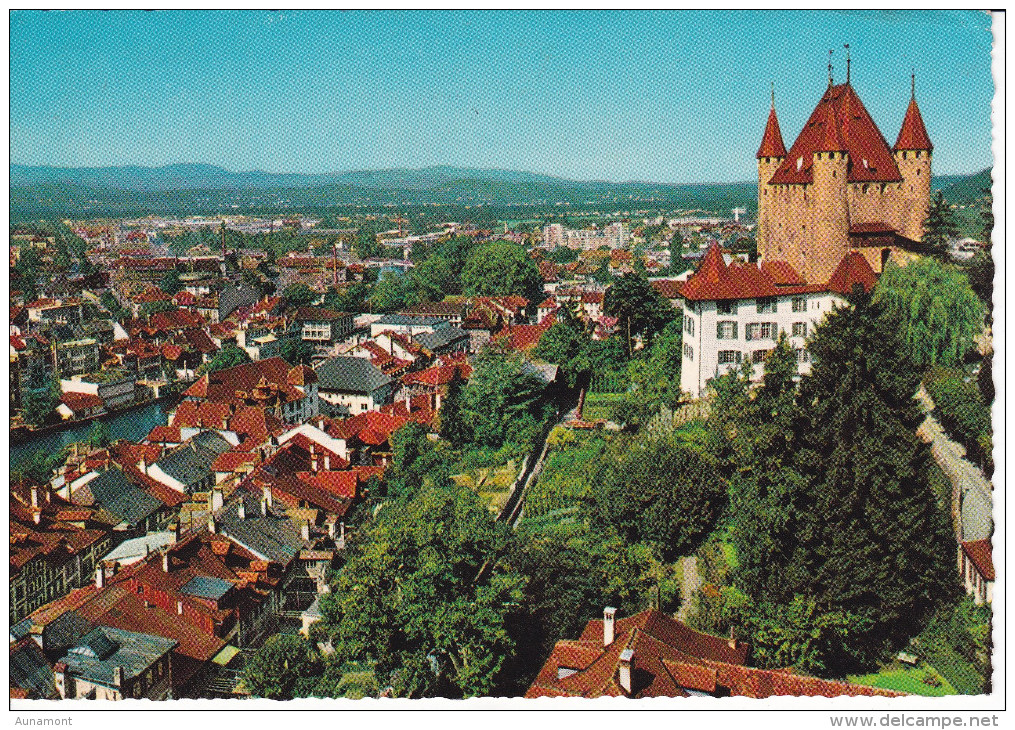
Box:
left=401, top=360, right=473, bottom=388
left=760, top=261, right=806, bottom=286
left=211, top=451, right=261, bottom=473
left=962, top=539, right=994, bottom=581
left=496, top=316, right=555, bottom=351
left=825, top=251, right=878, bottom=295
left=756, top=104, right=787, bottom=158
left=894, top=96, right=933, bottom=151
left=287, top=364, right=317, bottom=386
left=147, top=426, right=182, bottom=444
left=769, top=83, right=902, bottom=185
left=162, top=344, right=185, bottom=361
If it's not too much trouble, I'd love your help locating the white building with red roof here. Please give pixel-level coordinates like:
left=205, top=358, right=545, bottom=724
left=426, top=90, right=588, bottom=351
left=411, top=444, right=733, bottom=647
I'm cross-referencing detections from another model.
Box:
left=678, top=243, right=877, bottom=399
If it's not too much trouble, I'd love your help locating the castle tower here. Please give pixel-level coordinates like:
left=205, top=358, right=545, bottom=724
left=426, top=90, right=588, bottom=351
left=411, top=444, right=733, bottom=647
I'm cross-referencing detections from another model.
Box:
left=892, top=74, right=933, bottom=243
left=756, top=86, right=786, bottom=263
left=808, top=99, right=851, bottom=284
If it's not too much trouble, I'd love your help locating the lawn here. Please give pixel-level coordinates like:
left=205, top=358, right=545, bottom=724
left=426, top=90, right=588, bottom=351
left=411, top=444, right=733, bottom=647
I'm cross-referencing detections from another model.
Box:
left=849, top=662, right=956, bottom=697
left=452, top=460, right=519, bottom=514
left=582, top=392, right=622, bottom=421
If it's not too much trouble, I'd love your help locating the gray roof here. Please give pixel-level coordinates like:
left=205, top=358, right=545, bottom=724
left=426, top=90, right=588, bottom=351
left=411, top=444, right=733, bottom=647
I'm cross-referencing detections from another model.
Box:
left=373, top=314, right=449, bottom=328
left=215, top=493, right=305, bottom=564
left=960, top=485, right=993, bottom=543
left=156, top=431, right=232, bottom=489
left=315, top=356, right=392, bottom=395
left=180, top=575, right=233, bottom=601
left=219, top=283, right=260, bottom=321
left=100, top=532, right=177, bottom=564
left=60, top=626, right=177, bottom=687
left=10, top=639, right=56, bottom=699
left=86, top=468, right=163, bottom=527
left=415, top=326, right=470, bottom=352
left=11, top=618, right=34, bottom=643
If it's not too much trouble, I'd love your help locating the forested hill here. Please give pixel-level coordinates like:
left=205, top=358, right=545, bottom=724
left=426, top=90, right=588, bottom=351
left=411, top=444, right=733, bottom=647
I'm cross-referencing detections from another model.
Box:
left=9, top=162, right=989, bottom=220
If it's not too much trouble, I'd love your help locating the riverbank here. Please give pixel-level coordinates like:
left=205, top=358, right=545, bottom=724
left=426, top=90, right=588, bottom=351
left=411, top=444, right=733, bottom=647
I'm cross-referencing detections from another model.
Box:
left=10, top=398, right=178, bottom=470
left=10, top=393, right=180, bottom=447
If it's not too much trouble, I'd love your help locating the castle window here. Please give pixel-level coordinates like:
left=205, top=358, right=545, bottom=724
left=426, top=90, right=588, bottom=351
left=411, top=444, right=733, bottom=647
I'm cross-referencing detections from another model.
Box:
left=751, top=349, right=770, bottom=364
left=683, top=344, right=694, bottom=362
left=792, top=322, right=808, bottom=337
left=916, top=169, right=921, bottom=176
left=718, top=350, right=742, bottom=365
left=832, top=170, right=837, bottom=178
left=862, top=184, right=869, bottom=193
left=717, top=301, right=735, bottom=315
left=791, top=297, right=807, bottom=312
left=795, top=348, right=810, bottom=363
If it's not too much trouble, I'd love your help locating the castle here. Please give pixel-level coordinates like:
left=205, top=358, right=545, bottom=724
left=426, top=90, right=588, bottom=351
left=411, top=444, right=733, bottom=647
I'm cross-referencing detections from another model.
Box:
left=756, top=70, right=932, bottom=283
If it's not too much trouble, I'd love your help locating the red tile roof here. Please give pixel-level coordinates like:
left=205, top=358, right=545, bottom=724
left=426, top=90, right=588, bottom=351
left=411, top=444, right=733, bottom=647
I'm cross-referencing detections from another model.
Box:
left=756, top=104, right=787, bottom=158
left=962, top=539, right=994, bottom=581
left=211, top=451, right=261, bottom=473
left=60, top=391, right=105, bottom=412
left=401, top=360, right=473, bottom=388
left=894, top=95, right=933, bottom=151
left=768, top=83, right=902, bottom=185
left=850, top=222, right=896, bottom=234
left=527, top=609, right=900, bottom=699
left=147, top=426, right=183, bottom=444
left=760, top=261, right=806, bottom=286
left=825, top=252, right=878, bottom=295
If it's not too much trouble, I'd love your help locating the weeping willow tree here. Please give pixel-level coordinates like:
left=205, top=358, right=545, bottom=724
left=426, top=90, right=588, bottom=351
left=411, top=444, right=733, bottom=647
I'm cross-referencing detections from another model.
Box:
left=873, top=259, right=984, bottom=369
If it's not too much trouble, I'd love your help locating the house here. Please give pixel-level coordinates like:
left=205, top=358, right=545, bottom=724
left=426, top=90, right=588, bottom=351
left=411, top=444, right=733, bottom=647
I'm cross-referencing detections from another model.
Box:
left=296, top=307, right=354, bottom=350
left=53, top=626, right=176, bottom=700
left=10, top=482, right=114, bottom=623
left=55, top=338, right=101, bottom=377
left=369, top=314, right=448, bottom=338
left=414, top=326, right=471, bottom=359
left=399, top=300, right=466, bottom=326
left=182, top=357, right=320, bottom=424
left=527, top=607, right=900, bottom=699
left=315, top=356, right=394, bottom=415
left=61, top=372, right=137, bottom=411
left=678, top=243, right=877, bottom=399
left=10, top=637, right=58, bottom=699
left=146, top=431, right=235, bottom=494
left=959, top=539, right=994, bottom=605
left=26, top=297, right=84, bottom=326
left=56, top=391, right=105, bottom=420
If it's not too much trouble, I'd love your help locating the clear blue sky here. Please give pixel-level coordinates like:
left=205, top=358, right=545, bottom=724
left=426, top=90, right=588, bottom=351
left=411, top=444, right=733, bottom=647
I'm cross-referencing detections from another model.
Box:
left=10, top=10, right=994, bottom=183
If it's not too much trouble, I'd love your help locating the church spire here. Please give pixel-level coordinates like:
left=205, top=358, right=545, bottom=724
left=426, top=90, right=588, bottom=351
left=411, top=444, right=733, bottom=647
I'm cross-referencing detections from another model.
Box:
left=844, top=44, right=851, bottom=84
left=757, top=85, right=787, bottom=159
left=894, top=74, right=933, bottom=152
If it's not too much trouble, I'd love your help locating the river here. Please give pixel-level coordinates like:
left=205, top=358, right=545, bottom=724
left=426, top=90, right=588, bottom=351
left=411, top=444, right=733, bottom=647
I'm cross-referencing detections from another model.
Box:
left=10, top=400, right=173, bottom=470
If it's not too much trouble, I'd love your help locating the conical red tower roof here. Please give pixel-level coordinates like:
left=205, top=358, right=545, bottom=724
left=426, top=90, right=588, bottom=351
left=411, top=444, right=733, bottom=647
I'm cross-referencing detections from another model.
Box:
left=894, top=96, right=933, bottom=151
left=769, top=83, right=902, bottom=185
left=756, top=105, right=787, bottom=159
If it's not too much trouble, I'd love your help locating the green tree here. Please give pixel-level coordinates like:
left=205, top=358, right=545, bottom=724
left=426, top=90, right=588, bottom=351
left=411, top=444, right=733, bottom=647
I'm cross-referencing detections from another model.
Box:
left=21, top=448, right=69, bottom=485
left=668, top=232, right=686, bottom=274
left=282, top=283, right=318, bottom=310
left=87, top=421, right=111, bottom=448
left=743, top=293, right=957, bottom=674
left=545, top=246, right=578, bottom=264
left=455, top=348, right=551, bottom=451
left=533, top=309, right=594, bottom=389
left=323, top=282, right=370, bottom=313
left=610, top=320, right=683, bottom=428
left=387, top=422, right=451, bottom=499
left=922, top=191, right=959, bottom=257
left=242, top=635, right=323, bottom=700
left=368, top=272, right=408, bottom=313
left=138, top=300, right=176, bottom=318
left=198, top=345, right=251, bottom=375
left=279, top=338, right=313, bottom=367
left=461, top=241, right=543, bottom=303
left=591, top=435, right=725, bottom=562
left=317, top=481, right=524, bottom=698
left=22, top=380, right=61, bottom=426
left=159, top=270, right=183, bottom=295
left=873, top=259, right=984, bottom=369
left=603, top=270, right=676, bottom=357
left=354, top=222, right=383, bottom=259
left=405, top=256, right=459, bottom=305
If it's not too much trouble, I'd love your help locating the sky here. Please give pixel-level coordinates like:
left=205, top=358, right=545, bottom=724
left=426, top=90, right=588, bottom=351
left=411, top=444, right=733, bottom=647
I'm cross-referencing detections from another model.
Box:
left=9, top=10, right=996, bottom=183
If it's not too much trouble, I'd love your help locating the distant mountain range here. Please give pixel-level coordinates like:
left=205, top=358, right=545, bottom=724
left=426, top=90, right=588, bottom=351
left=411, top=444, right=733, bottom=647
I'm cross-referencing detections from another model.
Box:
left=8, top=163, right=991, bottom=220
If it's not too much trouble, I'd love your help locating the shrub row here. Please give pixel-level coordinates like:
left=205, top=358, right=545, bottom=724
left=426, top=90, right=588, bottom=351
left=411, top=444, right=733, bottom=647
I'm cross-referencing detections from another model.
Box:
left=924, top=367, right=993, bottom=474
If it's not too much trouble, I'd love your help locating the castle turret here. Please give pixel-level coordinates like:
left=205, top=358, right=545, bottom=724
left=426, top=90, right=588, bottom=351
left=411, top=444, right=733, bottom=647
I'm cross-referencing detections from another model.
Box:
left=756, top=86, right=787, bottom=262
left=893, top=75, right=933, bottom=243
left=808, top=99, right=851, bottom=283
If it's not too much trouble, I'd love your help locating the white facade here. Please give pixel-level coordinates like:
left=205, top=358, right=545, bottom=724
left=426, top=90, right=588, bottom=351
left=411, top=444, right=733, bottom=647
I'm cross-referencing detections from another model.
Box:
left=679, top=291, right=846, bottom=399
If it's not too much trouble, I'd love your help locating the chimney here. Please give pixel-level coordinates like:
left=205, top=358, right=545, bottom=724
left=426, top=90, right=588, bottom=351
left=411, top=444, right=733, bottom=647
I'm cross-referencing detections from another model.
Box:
left=207, top=513, right=216, bottom=534
left=237, top=499, right=246, bottom=520
left=262, top=483, right=273, bottom=509
left=113, top=666, right=123, bottom=688
left=728, top=626, right=738, bottom=651
left=172, top=521, right=181, bottom=542
left=603, top=606, right=617, bottom=647
left=323, top=453, right=330, bottom=471
left=338, top=521, right=346, bottom=550
left=95, top=565, right=105, bottom=589
left=211, top=486, right=223, bottom=512
left=30, top=485, right=38, bottom=508
left=301, top=520, right=311, bottom=542
left=162, top=551, right=170, bottom=572
left=618, top=649, right=634, bottom=695
left=177, top=600, right=183, bottom=615
left=32, top=510, right=41, bottom=525
left=260, top=498, right=267, bottom=517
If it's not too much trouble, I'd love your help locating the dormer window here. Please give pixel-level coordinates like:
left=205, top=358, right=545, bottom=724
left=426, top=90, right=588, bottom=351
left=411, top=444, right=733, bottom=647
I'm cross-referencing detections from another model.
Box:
left=557, top=667, right=578, bottom=679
